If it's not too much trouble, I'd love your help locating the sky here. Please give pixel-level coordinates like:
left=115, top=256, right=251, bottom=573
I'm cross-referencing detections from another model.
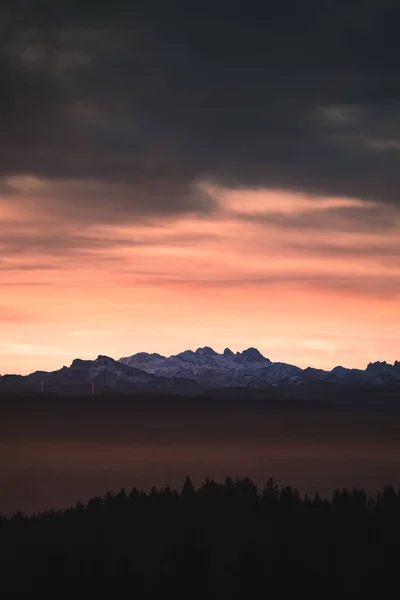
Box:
left=1, top=1, right=400, bottom=375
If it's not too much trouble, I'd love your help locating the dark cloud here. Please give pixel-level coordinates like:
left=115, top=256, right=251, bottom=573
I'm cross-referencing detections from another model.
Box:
left=0, top=217, right=220, bottom=262
left=1, top=179, right=213, bottom=222
left=1, top=1, right=400, bottom=219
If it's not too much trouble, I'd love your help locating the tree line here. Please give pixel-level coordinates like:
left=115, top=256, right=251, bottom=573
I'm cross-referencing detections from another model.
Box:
left=1, top=476, right=400, bottom=593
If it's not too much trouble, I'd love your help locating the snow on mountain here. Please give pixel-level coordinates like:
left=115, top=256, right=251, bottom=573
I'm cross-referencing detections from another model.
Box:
left=2, top=349, right=400, bottom=394
left=119, top=348, right=400, bottom=389
left=120, top=347, right=300, bottom=387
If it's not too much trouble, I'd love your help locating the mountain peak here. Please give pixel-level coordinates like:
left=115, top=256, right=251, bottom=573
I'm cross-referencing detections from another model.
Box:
left=95, top=355, right=115, bottom=364
left=223, top=348, right=235, bottom=357
left=366, top=361, right=389, bottom=372
left=176, top=350, right=195, bottom=359
left=71, top=358, right=91, bottom=368
left=366, top=360, right=400, bottom=374
left=195, top=346, right=217, bottom=356
left=240, top=348, right=268, bottom=362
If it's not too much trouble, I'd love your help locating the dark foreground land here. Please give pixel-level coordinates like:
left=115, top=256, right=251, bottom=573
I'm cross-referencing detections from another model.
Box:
left=2, top=389, right=400, bottom=442
left=1, top=477, right=400, bottom=594
left=1, top=391, right=400, bottom=593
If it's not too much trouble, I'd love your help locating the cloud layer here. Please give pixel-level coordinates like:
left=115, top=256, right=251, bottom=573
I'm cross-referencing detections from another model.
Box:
left=1, top=1, right=400, bottom=218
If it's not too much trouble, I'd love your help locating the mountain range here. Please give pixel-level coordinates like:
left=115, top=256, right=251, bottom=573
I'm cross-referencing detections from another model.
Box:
left=1, top=347, right=400, bottom=394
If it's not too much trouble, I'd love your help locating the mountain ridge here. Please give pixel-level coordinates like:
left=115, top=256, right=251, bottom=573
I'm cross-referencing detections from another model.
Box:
left=1, top=347, right=400, bottom=394
left=119, top=347, right=400, bottom=389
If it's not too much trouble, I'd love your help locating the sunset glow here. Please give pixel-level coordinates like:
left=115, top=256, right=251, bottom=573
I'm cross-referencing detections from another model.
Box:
left=1, top=183, right=399, bottom=375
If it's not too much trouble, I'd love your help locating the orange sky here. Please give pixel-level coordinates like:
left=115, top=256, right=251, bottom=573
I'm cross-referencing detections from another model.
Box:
left=1, top=180, right=400, bottom=375
left=2, top=2, right=400, bottom=378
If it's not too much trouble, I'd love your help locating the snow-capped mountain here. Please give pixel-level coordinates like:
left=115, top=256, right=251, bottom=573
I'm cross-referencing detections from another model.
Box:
left=119, top=348, right=400, bottom=388
left=1, top=348, right=400, bottom=395
left=119, top=347, right=301, bottom=388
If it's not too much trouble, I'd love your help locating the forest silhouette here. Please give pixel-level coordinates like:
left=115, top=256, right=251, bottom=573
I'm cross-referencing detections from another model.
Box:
left=1, top=476, right=400, bottom=593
